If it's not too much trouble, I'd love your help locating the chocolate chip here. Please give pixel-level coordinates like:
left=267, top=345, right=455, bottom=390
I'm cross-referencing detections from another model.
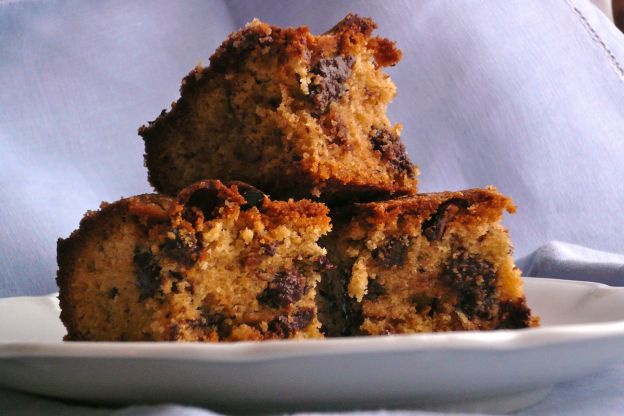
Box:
left=430, top=298, right=441, bottom=317
left=257, top=269, right=307, bottom=308
left=411, top=294, right=438, bottom=315
left=498, top=298, right=532, bottom=329
left=442, top=253, right=497, bottom=319
left=184, top=187, right=221, bottom=221
left=261, top=243, right=278, bottom=256
left=168, top=272, right=183, bottom=294
left=167, top=324, right=180, bottom=341
left=364, top=279, right=386, bottom=300
left=188, top=309, right=232, bottom=339
left=160, top=229, right=201, bottom=266
left=291, top=308, right=315, bottom=331
left=315, top=255, right=336, bottom=271
left=240, top=188, right=265, bottom=211
left=267, top=316, right=290, bottom=338
left=224, top=181, right=266, bottom=211
left=268, top=308, right=315, bottom=338
left=371, top=237, right=409, bottom=268
left=309, top=55, right=355, bottom=113
left=369, top=128, right=415, bottom=177
left=133, top=247, right=162, bottom=301
left=422, top=198, right=470, bottom=242
left=169, top=270, right=183, bottom=293
left=317, top=264, right=360, bottom=337
left=108, top=287, right=119, bottom=299
left=169, top=271, right=183, bottom=280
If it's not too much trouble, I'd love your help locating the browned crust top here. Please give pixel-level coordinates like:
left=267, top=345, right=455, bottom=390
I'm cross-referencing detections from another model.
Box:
left=57, top=180, right=330, bottom=339
left=56, top=193, right=173, bottom=339
left=171, top=179, right=329, bottom=222
left=335, top=186, right=515, bottom=226
left=138, top=13, right=401, bottom=146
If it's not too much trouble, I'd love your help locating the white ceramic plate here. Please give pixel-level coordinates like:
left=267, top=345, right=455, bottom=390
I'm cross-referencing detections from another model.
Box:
left=1, top=277, right=623, bottom=414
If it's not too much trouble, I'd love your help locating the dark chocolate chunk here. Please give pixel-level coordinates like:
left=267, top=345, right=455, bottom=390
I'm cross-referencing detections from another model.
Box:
left=422, top=198, right=470, bottom=242
left=315, top=255, right=336, bottom=271
left=261, top=243, right=278, bottom=256
left=188, top=309, right=232, bottom=339
left=167, top=324, right=180, bottom=341
left=291, top=307, right=315, bottom=331
left=183, top=187, right=221, bottom=221
left=168, top=272, right=182, bottom=294
left=240, top=188, right=265, bottom=211
left=371, top=237, right=409, bottom=268
left=108, top=287, right=119, bottom=299
left=268, top=307, right=315, bottom=338
left=160, top=229, right=201, bottom=266
left=309, top=55, right=355, bottom=113
left=226, top=181, right=265, bottom=211
left=369, top=128, right=415, bottom=177
left=316, top=264, right=360, bottom=337
left=169, top=270, right=184, bottom=280
left=411, top=293, right=438, bottom=315
left=442, top=253, right=497, bottom=319
left=257, top=269, right=307, bottom=308
left=429, top=298, right=441, bottom=317
left=497, top=298, right=532, bottom=329
left=133, top=247, right=162, bottom=301
left=267, top=316, right=290, bottom=338
left=364, top=279, right=386, bottom=300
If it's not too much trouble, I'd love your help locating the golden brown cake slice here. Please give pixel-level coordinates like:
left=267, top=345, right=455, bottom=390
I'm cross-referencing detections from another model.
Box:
left=57, top=180, right=331, bottom=341
left=139, top=14, right=418, bottom=202
left=318, top=187, right=538, bottom=336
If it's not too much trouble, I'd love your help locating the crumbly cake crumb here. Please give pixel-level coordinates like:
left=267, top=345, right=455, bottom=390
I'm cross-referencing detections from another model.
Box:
left=57, top=180, right=331, bottom=341
left=318, top=187, right=538, bottom=336
left=139, top=14, right=418, bottom=203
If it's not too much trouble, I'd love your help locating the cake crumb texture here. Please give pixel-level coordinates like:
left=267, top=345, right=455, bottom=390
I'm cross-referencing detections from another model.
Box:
left=57, top=180, right=331, bottom=341
left=139, top=14, right=418, bottom=203
left=318, top=187, right=538, bottom=336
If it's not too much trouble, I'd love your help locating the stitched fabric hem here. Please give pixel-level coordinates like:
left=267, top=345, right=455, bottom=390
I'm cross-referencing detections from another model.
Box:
left=564, top=0, right=624, bottom=81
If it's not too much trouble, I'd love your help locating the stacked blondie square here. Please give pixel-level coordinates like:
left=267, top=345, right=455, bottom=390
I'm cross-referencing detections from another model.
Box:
left=57, top=14, right=537, bottom=342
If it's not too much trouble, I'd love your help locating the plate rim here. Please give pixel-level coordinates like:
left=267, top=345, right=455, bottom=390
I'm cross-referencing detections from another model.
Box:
left=1, top=277, right=623, bottom=362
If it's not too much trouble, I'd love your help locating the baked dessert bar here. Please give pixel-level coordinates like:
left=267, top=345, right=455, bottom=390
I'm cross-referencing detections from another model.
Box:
left=318, top=187, right=537, bottom=336
left=57, top=180, right=331, bottom=341
left=139, top=14, right=418, bottom=202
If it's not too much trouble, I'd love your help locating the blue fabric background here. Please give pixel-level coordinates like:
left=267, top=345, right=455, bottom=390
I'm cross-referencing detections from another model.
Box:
left=1, top=0, right=623, bottom=296
left=0, top=0, right=623, bottom=414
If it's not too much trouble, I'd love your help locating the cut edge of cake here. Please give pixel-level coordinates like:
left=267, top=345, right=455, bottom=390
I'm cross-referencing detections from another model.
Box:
left=57, top=180, right=332, bottom=342
left=318, top=186, right=538, bottom=336
left=139, top=14, right=418, bottom=203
